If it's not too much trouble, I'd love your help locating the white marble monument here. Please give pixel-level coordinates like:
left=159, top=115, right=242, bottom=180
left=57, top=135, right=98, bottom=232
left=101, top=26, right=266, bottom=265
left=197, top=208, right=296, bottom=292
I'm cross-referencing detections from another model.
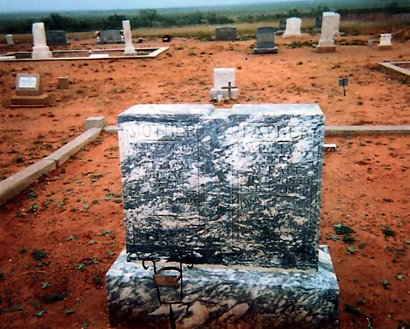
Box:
left=122, top=20, right=136, bottom=55
left=379, top=33, right=392, bottom=50
left=283, top=17, right=302, bottom=38
left=32, top=23, right=52, bottom=59
left=317, top=12, right=338, bottom=53
left=6, top=34, right=14, bottom=45
left=209, top=68, right=239, bottom=101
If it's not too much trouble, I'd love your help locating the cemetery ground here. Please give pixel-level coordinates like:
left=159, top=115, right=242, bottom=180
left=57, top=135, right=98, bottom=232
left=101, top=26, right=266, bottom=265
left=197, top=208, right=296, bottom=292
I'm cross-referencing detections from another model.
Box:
left=0, top=33, right=409, bottom=329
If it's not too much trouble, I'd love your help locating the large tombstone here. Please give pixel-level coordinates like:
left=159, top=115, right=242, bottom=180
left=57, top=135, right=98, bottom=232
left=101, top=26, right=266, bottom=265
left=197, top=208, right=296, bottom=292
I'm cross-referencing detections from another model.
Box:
left=253, top=27, right=278, bottom=54
left=283, top=17, right=302, bottom=38
left=32, top=22, right=52, bottom=59
left=317, top=12, right=338, bottom=53
left=11, top=73, right=50, bottom=107
left=215, top=26, right=239, bottom=41
left=107, top=104, right=339, bottom=328
left=46, top=30, right=68, bottom=45
left=313, top=16, right=322, bottom=33
left=379, top=33, right=392, bottom=50
left=98, top=30, right=123, bottom=44
left=209, top=68, right=239, bottom=101
left=122, top=20, right=136, bottom=55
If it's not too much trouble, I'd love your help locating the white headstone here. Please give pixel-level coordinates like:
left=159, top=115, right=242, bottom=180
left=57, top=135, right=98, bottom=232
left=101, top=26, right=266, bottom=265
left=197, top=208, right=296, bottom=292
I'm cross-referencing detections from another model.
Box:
left=333, top=13, right=341, bottom=37
left=32, top=22, right=52, bottom=60
left=122, top=20, right=136, bottom=55
left=318, top=12, right=339, bottom=47
left=283, top=17, right=302, bottom=38
left=380, top=34, right=392, bottom=47
left=6, top=34, right=14, bottom=45
left=209, top=68, right=239, bottom=100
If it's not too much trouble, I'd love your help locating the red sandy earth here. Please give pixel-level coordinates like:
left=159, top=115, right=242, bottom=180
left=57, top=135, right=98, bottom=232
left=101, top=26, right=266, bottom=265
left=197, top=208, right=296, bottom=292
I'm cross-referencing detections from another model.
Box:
left=0, top=35, right=409, bottom=329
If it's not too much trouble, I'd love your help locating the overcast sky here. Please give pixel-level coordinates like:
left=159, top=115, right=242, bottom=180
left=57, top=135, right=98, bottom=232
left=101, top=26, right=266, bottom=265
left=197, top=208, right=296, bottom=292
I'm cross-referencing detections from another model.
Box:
left=1, top=0, right=302, bottom=13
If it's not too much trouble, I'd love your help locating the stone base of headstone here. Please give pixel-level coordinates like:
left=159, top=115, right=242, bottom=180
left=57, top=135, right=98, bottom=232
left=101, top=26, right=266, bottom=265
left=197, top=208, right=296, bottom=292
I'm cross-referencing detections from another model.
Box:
left=32, top=46, right=52, bottom=60
left=11, top=94, right=50, bottom=107
left=378, top=45, right=392, bottom=50
left=209, top=88, right=239, bottom=101
left=124, top=47, right=137, bottom=55
left=316, top=45, right=336, bottom=53
left=107, top=246, right=339, bottom=329
left=252, top=46, right=278, bottom=54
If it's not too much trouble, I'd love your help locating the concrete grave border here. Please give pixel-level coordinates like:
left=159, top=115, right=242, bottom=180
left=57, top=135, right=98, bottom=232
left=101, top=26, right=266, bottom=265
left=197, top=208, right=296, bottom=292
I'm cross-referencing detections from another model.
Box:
left=378, top=61, right=410, bottom=84
left=0, top=117, right=106, bottom=206
left=0, top=47, right=168, bottom=62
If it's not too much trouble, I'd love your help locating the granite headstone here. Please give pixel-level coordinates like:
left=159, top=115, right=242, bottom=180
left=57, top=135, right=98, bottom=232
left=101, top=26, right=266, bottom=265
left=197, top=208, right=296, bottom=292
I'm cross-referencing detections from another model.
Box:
left=253, top=27, right=278, bottom=54
left=98, top=30, right=123, bottom=44
left=215, top=26, right=239, bottom=41
left=46, top=30, right=68, bottom=45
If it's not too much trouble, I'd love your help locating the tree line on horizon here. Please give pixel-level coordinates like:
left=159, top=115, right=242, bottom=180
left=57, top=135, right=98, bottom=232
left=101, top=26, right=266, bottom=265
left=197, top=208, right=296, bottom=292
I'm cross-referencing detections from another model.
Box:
left=0, top=2, right=409, bottom=34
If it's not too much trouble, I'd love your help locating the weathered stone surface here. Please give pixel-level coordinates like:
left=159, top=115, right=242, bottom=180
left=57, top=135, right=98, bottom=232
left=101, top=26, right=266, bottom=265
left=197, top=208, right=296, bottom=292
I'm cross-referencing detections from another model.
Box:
left=209, top=68, right=239, bottom=100
left=118, top=104, right=325, bottom=270
left=283, top=17, right=302, bottom=38
left=215, top=27, right=239, bottom=41
left=84, top=116, right=106, bottom=130
left=46, top=30, right=68, bottom=45
left=99, top=30, right=123, bottom=44
left=253, top=27, right=278, bottom=54
left=107, top=246, right=339, bottom=329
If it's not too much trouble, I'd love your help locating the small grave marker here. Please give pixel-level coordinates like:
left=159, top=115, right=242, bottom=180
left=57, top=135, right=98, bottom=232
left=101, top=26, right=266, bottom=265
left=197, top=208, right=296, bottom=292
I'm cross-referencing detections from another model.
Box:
left=11, top=73, right=50, bottom=107
left=339, top=78, right=348, bottom=96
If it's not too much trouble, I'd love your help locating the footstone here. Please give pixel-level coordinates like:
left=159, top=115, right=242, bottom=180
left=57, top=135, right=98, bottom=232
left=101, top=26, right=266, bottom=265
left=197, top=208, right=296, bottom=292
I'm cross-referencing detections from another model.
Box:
left=209, top=68, right=239, bottom=100
left=215, top=27, right=239, bottom=41
left=6, top=34, right=14, bottom=45
left=253, top=27, right=278, bottom=54
left=107, top=246, right=338, bottom=329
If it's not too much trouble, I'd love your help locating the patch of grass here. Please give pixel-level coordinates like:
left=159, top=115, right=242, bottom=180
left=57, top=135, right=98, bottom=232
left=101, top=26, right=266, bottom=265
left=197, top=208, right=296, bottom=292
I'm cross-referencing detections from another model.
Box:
left=41, top=281, right=50, bottom=289
left=33, top=310, right=47, bottom=317
left=381, top=279, right=391, bottom=290
left=99, top=230, right=112, bottom=237
left=381, top=226, right=396, bottom=237
left=41, top=293, right=64, bottom=304
left=343, top=235, right=356, bottom=244
left=76, top=263, right=86, bottom=270
left=66, top=235, right=77, bottom=241
left=334, top=224, right=355, bottom=235
left=347, top=246, right=357, bottom=255
left=345, top=304, right=366, bottom=317
left=30, top=250, right=47, bottom=261
left=64, top=309, right=75, bottom=315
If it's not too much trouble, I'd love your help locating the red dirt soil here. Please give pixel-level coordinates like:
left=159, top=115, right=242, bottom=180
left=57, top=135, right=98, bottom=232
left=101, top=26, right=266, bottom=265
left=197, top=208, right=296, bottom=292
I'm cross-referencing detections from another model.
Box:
left=0, top=35, right=409, bottom=329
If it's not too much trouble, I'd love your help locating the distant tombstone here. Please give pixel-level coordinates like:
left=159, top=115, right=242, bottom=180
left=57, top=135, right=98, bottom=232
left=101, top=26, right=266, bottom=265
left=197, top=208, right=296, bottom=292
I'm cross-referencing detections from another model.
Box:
left=313, top=16, right=322, bottom=33
left=11, top=73, right=50, bottom=107
left=107, top=103, right=339, bottom=328
left=209, top=68, right=239, bottom=100
left=333, top=13, right=341, bottom=37
left=283, top=17, right=302, bottom=38
left=5, top=34, right=14, bottom=45
left=215, top=26, right=239, bottom=41
left=379, top=33, right=392, bottom=50
left=122, top=20, right=136, bottom=55
left=317, top=12, right=338, bottom=53
left=46, top=30, right=68, bottom=45
left=162, top=35, right=172, bottom=42
left=32, top=22, right=52, bottom=60
left=98, top=30, right=123, bottom=44
left=253, top=27, right=278, bottom=54
left=275, top=18, right=286, bottom=36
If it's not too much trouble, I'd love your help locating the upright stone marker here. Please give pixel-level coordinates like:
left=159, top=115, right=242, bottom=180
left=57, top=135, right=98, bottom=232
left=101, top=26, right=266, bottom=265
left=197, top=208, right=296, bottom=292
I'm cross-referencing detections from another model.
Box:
left=379, top=33, right=392, bottom=50
left=5, top=34, right=14, bottom=45
left=283, top=17, right=302, bottom=38
left=317, top=12, right=338, bottom=53
left=107, top=104, right=339, bottom=328
left=32, top=22, right=52, bottom=59
left=122, top=20, right=136, bottom=55
left=209, top=68, right=239, bottom=101
left=313, top=16, right=322, bottom=33
left=46, top=30, right=68, bottom=45
left=215, top=26, right=239, bottom=41
left=11, top=73, right=50, bottom=106
left=276, top=18, right=286, bottom=35
left=98, top=30, right=123, bottom=44
left=253, top=27, right=278, bottom=54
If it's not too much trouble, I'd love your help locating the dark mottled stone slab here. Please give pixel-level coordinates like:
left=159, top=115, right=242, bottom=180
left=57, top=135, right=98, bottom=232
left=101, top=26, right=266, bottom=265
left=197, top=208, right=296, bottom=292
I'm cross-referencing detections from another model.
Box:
left=118, top=104, right=325, bottom=270
left=46, top=30, right=68, bottom=45
left=215, top=27, right=239, bottom=41
left=107, top=246, right=339, bottom=329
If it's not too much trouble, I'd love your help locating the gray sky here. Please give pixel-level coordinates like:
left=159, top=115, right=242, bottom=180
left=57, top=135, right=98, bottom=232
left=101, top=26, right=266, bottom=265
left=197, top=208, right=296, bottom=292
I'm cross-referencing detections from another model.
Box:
left=1, top=0, right=298, bottom=13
